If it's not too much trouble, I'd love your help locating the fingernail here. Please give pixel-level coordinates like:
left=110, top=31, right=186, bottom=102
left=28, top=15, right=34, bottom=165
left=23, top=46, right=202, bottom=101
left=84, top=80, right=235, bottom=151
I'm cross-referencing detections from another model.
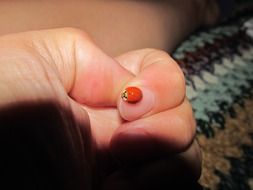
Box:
left=118, top=87, right=155, bottom=121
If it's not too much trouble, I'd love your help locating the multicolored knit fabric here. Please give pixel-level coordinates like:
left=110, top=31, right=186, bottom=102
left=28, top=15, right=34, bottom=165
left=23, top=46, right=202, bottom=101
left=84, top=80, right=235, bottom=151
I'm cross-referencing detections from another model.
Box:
left=173, top=13, right=253, bottom=190
left=174, top=17, right=253, bottom=137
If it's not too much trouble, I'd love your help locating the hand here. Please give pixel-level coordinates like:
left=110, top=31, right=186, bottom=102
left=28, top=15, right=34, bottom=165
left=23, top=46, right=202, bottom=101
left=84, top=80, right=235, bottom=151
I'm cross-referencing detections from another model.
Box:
left=0, top=28, right=201, bottom=189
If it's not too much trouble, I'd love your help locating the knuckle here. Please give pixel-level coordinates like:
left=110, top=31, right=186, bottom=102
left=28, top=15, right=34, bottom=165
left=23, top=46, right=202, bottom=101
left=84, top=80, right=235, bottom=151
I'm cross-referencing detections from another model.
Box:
left=62, top=27, right=88, bottom=36
left=145, top=48, right=185, bottom=80
left=144, top=48, right=172, bottom=63
left=142, top=48, right=186, bottom=103
left=57, top=27, right=95, bottom=63
left=59, top=27, right=92, bottom=43
left=143, top=49, right=186, bottom=85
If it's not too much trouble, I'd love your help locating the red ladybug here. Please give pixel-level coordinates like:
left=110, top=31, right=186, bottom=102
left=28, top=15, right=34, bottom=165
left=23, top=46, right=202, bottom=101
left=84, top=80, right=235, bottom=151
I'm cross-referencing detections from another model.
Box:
left=121, top=87, right=143, bottom=103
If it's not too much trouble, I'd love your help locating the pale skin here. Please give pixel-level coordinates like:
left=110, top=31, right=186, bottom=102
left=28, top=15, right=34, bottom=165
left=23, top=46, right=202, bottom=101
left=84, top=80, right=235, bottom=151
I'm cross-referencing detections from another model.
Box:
left=0, top=0, right=220, bottom=56
left=0, top=0, right=221, bottom=188
left=0, top=28, right=201, bottom=189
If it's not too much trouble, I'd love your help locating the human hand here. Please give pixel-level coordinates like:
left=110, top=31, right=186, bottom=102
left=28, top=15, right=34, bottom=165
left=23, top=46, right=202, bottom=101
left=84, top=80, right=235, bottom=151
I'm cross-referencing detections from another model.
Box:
left=0, top=28, right=201, bottom=189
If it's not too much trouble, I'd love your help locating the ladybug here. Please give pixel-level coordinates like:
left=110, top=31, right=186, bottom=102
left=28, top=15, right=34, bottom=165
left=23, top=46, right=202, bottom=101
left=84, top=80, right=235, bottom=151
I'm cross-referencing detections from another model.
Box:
left=121, top=86, right=143, bottom=104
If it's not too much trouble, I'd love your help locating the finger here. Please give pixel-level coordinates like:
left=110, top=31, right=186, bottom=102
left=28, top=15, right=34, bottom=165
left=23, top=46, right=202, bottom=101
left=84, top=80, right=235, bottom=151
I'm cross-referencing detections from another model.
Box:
left=116, top=49, right=185, bottom=121
left=103, top=141, right=201, bottom=190
left=67, top=29, right=133, bottom=106
left=4, top=28, right=134, bottom=107
left=136, top=140, right=202, bottom=184
left=110, top=98, right=196, bottom=162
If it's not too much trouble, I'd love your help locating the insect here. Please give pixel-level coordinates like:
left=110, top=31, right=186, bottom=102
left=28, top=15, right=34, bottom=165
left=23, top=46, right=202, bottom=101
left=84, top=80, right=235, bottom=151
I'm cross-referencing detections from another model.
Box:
left=121, top=86, right=143, bottom=103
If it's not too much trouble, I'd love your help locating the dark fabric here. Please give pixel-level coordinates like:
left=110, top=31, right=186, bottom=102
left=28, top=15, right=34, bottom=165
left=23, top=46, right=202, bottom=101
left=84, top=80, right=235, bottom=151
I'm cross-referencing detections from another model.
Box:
left=173, top=12, right=253, bottom=190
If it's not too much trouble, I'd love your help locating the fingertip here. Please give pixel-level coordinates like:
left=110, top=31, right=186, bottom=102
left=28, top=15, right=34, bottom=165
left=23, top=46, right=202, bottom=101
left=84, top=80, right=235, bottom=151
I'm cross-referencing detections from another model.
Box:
left=118, top=86, right=155, bottom=121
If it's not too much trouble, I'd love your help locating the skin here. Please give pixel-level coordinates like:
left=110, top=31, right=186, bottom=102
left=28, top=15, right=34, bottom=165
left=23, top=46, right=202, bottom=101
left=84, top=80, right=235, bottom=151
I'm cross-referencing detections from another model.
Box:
left=0, top=0, right=219, bottom=56
left=0, top=0, right=220, bottom=188
left=0, top=28, right=201, bottom=189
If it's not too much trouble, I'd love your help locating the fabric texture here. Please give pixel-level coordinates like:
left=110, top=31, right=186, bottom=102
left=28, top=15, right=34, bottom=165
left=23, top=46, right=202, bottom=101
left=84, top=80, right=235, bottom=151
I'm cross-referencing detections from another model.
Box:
left=173, top=11, right=253, bottom=190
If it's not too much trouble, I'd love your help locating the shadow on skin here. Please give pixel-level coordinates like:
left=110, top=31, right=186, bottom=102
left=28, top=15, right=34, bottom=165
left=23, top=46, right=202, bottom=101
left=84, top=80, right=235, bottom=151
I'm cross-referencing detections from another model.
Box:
left=0, top=101, right=203, bottom=190
left=101, top=154, right=204, bottom=190
left=0, top=101, right=92, bottom=190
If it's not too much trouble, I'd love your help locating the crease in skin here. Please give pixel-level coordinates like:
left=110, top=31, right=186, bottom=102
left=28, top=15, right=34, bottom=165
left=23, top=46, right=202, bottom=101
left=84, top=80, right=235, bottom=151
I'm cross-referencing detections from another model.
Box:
left=83, top=104, right=122, bottom=149
left=70, top=36, right=77, bottom=94
left=21, top=29, right=77, bottom=94
left=122, top=98, right=195, bottom=148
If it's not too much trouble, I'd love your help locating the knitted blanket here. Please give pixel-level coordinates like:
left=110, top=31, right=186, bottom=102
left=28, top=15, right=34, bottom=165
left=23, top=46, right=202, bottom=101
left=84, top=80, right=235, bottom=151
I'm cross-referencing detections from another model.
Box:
left=173, top=12, right=253, bottom=190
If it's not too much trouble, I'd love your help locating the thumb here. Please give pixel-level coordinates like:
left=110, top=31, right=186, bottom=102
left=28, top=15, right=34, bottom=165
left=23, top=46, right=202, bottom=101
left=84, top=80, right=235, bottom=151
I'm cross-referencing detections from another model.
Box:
left=68, top=30, right=134, bottom=106
left=13, top=28, right=134, bottom=107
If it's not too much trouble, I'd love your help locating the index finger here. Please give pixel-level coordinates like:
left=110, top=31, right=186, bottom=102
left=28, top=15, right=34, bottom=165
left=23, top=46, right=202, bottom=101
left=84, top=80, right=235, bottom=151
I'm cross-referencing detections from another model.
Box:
left=116, top=49, right=185, bottom=121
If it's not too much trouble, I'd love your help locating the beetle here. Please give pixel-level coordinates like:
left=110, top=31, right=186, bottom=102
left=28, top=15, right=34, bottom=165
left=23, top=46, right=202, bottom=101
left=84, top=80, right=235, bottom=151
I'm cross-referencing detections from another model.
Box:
left=121, top=86, right=143, bottom=103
